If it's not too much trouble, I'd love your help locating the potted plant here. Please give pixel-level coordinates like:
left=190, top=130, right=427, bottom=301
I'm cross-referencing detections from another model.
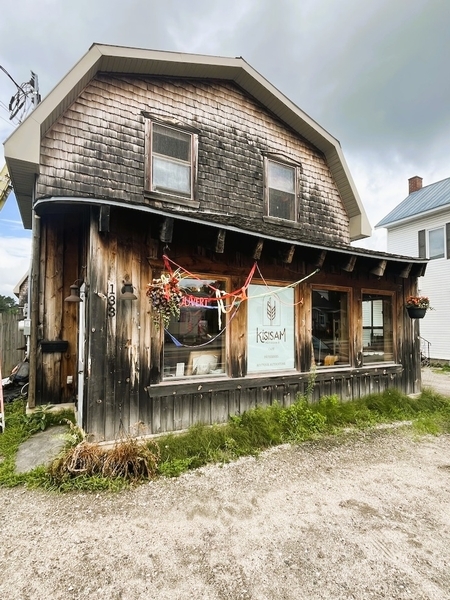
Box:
left=405, top=295, right=431, bottom=319
left=146, top=273, right=184, bottom=329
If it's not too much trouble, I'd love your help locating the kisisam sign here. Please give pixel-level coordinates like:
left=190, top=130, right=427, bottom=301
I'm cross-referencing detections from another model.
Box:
left=247, top=284, right=295, bottom=372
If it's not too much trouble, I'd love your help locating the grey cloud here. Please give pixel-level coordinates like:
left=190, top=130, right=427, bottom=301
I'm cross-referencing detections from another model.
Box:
left=1, top=0, right=449, bottom=244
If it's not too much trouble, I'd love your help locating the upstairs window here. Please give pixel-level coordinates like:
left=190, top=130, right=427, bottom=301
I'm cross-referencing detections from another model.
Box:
left=265, top=158, right=298, bottom=221
left=145, top=121, right=197, bottom=203
left=418, top=225, right=450, bottom=260
left=428, top=227, right=445, bottom=259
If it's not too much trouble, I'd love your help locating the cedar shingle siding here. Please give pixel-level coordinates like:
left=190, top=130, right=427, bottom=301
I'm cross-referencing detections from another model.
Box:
left=37, top=75, right=350, bottom=246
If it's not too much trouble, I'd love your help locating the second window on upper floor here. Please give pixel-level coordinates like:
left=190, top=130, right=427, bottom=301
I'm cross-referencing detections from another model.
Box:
left=428, top=227, right=445, bottom=259
left=418, top=224, right=450, bottom=260
left=265, top=157, right=299, bottom=222
left=145, top=120, right=198, bottom=203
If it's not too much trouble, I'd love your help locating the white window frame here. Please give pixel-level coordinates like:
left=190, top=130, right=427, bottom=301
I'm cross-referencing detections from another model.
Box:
left=264, top=157, right=300, bottom=222
left=144, top=119, right=198, bottom=206
left=427, top=226, right=445, bottom=260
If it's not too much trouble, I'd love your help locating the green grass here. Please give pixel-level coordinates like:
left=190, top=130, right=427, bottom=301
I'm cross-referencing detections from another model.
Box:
left=0, top=398, right=76, bottom=488
left=1, top=387, right=450, bottom=491
left=156, top=388, right=450, bottom=478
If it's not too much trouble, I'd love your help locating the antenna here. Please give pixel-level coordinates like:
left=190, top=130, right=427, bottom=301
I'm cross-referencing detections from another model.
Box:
left=0, top=65, right=41, bottom=123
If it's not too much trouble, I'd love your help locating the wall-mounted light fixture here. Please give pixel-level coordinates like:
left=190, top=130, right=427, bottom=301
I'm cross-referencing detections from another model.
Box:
left=120, top=280, right=137, bottom=300
left=64, top=281, right=83, bottom=303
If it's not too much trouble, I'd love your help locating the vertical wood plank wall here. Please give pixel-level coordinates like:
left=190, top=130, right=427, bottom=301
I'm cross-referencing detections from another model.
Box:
left=34, top=207, right=423, bottom=441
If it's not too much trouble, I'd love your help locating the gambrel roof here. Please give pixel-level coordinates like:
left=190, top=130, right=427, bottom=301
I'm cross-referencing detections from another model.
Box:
left=4, top=43, right=371, bottom=239
left=377, top=176, right=450, bottom=228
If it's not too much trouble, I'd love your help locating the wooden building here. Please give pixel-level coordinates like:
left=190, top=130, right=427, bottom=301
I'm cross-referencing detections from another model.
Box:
left=4, top=44, right=427, bottom=441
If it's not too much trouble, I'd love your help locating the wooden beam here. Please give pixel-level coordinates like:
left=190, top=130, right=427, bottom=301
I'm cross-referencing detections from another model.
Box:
left=253, top=239, right=264, bottom=260
left=398, top=263, right=412, bottom=278
left=313, top=250, right=327, bottom=268
left=282, top=244, right=296, bottom=264
left=215, top=229, right=226, bottom=253
left=341, top=255, right=357, bottom=272
left=370, top=259, right=387, bottom=277
left=147, top=238, right=159, bottom=260
left=159, top=217, right=174, bottom=243
left=99, top=205, right=110, bottom=232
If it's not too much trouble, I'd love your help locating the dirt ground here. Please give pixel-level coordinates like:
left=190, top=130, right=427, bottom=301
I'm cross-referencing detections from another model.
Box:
left=1, top=427, right=449, bottom=600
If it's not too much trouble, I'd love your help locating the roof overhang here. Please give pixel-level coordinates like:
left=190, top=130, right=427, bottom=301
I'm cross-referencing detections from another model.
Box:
left=4, top=43, right=371, bottom=238
left=376, top=203, right=450, bottom=230
left=34, top=196, right=425, bottom=277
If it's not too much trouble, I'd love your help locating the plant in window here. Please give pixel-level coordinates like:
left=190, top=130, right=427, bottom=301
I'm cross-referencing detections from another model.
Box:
left=147, top=273, right=184, bottom=329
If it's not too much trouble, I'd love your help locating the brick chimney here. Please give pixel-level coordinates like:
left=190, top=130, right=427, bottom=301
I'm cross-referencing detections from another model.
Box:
left=408, top=176, right=423, bottom=194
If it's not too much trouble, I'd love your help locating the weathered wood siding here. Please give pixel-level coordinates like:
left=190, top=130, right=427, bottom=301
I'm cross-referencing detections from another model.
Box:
left=30, top=73, right=423, bottom=440
left=30, top=205, right=418, bottom=441
left=0, top=312, right=26, bottom=375
left=144, top=365, right=405, bottom=435
left=36, top=75, right=350, bottom=247
left=35, top=210, right=87, bottom=404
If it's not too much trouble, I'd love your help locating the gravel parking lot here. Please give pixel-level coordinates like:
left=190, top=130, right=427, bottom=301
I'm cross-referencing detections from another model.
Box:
left=1, top=426, right=449, bottom=600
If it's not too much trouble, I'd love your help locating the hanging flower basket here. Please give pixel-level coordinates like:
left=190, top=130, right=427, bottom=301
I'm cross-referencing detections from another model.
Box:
left=406, top=307, right=427, bottom=319
left=146, top=273, right=183, bottom=329
left=405, top=296, right=431, bottom=319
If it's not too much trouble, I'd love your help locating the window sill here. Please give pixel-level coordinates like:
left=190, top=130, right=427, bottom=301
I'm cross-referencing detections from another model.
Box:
left=144, top=190, right=200, bottom=210
left=263, top=216, right=302, bottom=228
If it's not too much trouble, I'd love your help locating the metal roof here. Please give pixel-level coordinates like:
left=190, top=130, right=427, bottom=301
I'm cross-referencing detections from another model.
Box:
left=376, top=176, right=450, bottom=228
left=4, top=43, right=371, bottom=239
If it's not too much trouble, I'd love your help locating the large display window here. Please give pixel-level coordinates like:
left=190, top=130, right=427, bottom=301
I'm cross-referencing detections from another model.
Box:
left=362, top=293, right=394, bottom=364
left=163, top=277, right=226, bottom=379
left=312, top=288, right=349, bottom=367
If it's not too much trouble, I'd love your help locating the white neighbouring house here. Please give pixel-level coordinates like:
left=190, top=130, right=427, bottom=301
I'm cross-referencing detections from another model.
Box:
left=376, top=176, right=450, bottom=361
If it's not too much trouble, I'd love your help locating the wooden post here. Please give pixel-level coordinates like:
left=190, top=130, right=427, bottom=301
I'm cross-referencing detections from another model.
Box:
left=0, top=355, right=4, bottom=432
left=215, top=229, right=226, bottom=253
left=27, top=213, right=41, bottom=408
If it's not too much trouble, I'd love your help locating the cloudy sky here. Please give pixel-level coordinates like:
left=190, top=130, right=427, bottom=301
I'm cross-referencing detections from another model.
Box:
left=1, top=0, right=449, bottom=297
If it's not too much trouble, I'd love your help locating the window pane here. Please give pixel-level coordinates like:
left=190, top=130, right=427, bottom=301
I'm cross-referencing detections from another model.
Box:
left=153, top=124, right=191, bottom=162
left=268, top=189, right=295, bottom=220
left=268, top=161, right=295, bottom=193
left=429, top=228, right=444, bottom=259
left=247, top=284, right=295, bottom=373
left=268, top=161, right=296, bottom=220
left=312, top=289, right=349, bottom=366
left=153, top=156, right=191, bottom=195
left=163, top=278, right=226, bottom=379
left=362, top=294, right=393, bottom=363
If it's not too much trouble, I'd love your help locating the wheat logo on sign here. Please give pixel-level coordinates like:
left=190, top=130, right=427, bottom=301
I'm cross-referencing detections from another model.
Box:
left=263, top=295, right=280, bottom=326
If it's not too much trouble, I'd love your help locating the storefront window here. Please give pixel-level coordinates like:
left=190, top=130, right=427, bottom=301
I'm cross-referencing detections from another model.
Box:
left=362, top=293, right=394, bottom=363
left=247, top=284, right=295, bottom=373
left=312, top=288, right=349, bottom=366
left=163, top=278, right=226, bottom=379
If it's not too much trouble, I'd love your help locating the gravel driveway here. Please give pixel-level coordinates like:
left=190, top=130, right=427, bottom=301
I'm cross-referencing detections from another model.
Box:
left=1, top=427, right=449, bottom=600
